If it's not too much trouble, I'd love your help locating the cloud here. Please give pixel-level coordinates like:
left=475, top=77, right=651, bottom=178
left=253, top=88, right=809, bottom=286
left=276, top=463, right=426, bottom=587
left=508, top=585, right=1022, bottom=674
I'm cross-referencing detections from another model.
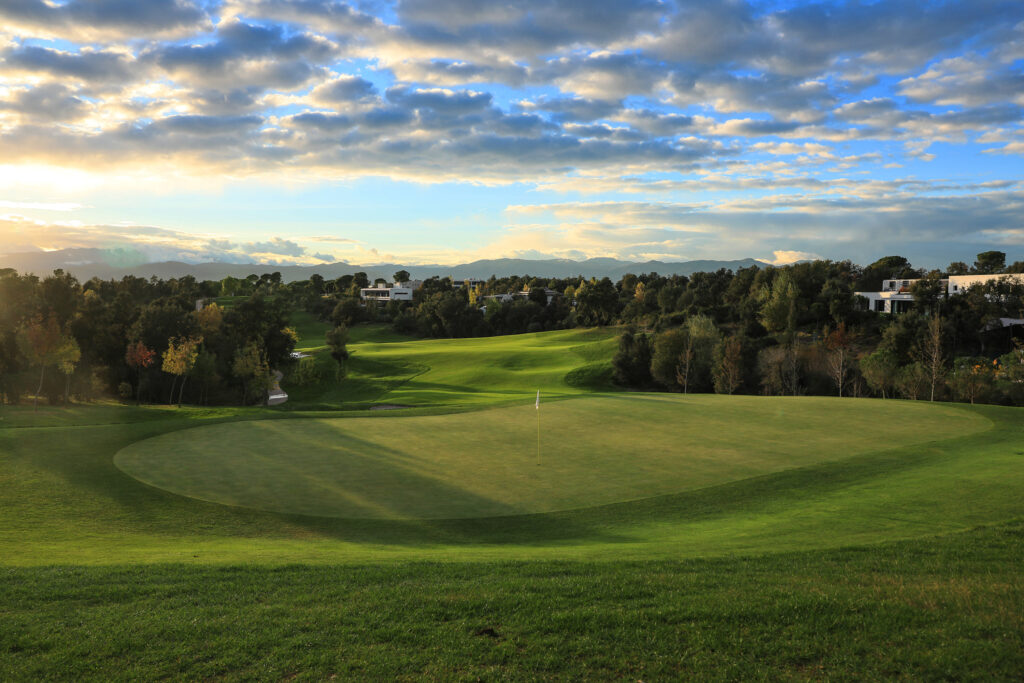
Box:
left=312, top=75, right=377, bottom=102
left=0, top=84, right=90, bottom=123
left=385, top=85, right=492, bottom=114
left=394, top=0, right=664, bottom=55
left=143, top=19, right=337, bottom=90
left=0, top=216, right=352, bottom=265
left=0, top=201, right=85, bottom=211
left=1, top=45, right=135, bottom=84
left=0, top=0, right=1021, bottom=268
left=0, top=0, right=210, bottom=40
left=242, top=237, right=306, bottom=257
left=766, top=250, right=820, bottom=265
left=496, top=185, right=1024, bottom=264
left=898, top=55, right=1024, bottom=107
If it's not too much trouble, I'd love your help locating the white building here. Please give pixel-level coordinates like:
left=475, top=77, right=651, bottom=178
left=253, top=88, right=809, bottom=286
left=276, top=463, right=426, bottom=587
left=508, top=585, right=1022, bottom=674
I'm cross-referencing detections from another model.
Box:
left=857, top=274, right=1024, bottom=313
left=360, top=281, right=418, bottom=302
left=481, top=288, right=561, bottom=306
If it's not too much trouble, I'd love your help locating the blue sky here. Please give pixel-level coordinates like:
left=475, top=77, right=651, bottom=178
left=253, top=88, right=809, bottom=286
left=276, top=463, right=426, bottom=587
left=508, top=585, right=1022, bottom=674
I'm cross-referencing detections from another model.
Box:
left=0, top=0, right=1022, bottom=268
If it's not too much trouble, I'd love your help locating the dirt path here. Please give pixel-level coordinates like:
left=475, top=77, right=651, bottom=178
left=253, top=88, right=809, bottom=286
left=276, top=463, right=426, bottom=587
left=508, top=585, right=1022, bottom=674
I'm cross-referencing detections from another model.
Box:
left=267, top=370, right=287, bottom=405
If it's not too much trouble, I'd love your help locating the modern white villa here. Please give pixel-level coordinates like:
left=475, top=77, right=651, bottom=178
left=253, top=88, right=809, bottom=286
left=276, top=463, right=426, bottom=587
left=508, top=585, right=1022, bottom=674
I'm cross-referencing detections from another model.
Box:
left=856, top=274, right=1024, bottom=313
left=359, top=281, right=420, bottom=302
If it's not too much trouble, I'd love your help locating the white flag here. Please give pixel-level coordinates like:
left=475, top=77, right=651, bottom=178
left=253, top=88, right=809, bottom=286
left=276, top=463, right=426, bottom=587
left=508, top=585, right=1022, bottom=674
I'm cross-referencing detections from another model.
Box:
left=535, top=390, right=540, bottom=409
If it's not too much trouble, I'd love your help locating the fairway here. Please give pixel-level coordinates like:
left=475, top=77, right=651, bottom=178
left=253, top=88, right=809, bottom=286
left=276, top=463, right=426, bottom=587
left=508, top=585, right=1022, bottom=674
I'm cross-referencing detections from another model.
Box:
left=114, top=394, right=990, bottom=519
left=282, top=321, right=619, bottom=408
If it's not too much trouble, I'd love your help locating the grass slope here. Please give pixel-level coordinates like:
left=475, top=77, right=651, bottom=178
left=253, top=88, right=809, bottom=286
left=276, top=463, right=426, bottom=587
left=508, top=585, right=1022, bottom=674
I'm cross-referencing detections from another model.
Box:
left=3, top=523, right=1023, bottom=680
left=282, top=317, right=618, bottom=408
left=2, top=318, right=1023, bottom=678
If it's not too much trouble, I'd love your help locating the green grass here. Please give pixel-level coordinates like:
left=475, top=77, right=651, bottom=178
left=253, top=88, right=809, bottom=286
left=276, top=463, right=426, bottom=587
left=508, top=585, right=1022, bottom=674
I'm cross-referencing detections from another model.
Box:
left=3, top=397, right=1022, bottom=566
left=2, top=319, right=1024, bottom=678
left=282, top=320, right=619, bottom=409
left=3, top=523, right=1022, bottom=680
left=113, top=395, right=988, bottom=519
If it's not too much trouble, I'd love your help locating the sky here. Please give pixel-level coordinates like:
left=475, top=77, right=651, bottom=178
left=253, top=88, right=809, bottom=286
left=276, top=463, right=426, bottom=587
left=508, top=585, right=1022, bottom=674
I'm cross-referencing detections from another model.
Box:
left=0, top=0, right=1022, bottom=268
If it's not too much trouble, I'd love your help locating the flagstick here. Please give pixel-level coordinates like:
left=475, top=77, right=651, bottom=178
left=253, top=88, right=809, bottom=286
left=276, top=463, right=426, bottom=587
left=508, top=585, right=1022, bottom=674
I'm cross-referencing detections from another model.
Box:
left=536, top=405, right=541, bottom=466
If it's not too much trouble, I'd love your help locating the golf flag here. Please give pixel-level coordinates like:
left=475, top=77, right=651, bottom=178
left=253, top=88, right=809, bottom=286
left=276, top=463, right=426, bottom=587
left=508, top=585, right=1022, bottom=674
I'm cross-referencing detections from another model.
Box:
left=535, top=390, right=541, bottom=465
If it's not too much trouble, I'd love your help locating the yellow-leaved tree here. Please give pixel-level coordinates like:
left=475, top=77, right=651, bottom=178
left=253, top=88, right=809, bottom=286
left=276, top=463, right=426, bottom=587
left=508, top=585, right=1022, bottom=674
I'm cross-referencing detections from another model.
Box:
left=162, top=336, right=202, bottom=406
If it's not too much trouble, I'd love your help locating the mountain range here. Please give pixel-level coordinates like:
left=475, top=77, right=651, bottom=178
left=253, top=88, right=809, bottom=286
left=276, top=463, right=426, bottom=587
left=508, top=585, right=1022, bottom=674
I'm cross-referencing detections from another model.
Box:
left=0, top=248, right=770, bottom=283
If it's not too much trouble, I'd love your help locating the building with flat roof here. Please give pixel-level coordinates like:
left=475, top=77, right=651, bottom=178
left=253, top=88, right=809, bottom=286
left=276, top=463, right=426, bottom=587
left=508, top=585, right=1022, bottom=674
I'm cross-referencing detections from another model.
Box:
left=856, top=274, right=1024, bottom=313
left=359, top=281, right=419, bottom=302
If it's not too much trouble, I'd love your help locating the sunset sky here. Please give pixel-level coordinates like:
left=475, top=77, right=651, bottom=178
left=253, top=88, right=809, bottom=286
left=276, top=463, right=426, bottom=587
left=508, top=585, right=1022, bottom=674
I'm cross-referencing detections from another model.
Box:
left=1, top=0, right=1022, bottom=267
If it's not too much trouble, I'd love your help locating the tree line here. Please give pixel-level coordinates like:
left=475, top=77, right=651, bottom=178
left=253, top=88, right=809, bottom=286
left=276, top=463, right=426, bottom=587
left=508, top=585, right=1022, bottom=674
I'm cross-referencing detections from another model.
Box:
left=608, top=252, right=1024, bottom=406
left=4, top=249, right=1024, bottom=408
left=0, top=268, right=302, bottom=408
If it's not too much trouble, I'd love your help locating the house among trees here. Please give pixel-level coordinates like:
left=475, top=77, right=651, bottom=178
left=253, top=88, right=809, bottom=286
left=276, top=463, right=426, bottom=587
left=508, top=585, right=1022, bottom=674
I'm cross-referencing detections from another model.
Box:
left=856, top=274, right=1024, bottom=314
left=481, top=288, right=561, bottom=306
left=359, top=280, right=421, bottom=303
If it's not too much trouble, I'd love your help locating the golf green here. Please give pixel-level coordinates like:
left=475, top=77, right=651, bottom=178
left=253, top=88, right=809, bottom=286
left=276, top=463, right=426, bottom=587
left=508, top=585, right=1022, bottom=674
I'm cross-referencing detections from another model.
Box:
left=114, top=394, right=990, bottom=519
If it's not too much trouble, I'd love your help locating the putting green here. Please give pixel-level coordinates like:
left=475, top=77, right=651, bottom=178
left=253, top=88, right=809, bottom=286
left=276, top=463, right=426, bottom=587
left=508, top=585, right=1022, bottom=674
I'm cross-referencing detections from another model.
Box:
left=114, top=394, right=990, bottom=519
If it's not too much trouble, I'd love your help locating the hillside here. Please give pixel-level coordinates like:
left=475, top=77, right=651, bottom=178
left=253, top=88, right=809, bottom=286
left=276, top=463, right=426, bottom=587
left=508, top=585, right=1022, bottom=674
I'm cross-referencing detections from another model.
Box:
left=0, top=248, right=768, bottom=282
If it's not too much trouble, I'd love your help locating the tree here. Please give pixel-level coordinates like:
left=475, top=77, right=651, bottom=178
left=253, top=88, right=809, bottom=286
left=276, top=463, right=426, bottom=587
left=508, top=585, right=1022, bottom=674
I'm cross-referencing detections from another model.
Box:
left=194, top=302, right=223, bottom=338
left=612, top=329, right=653, bottom=387
left=575, top=277, right=619, bottom=326
left=650, top=315, right=720, bottom=392
left=856, top=255, right=917, bottom=291
left=651, top=329, right=687, bottom=391
left=162, top=336, right=202, bottom=405
left=713, top=335, right=743, bottom=395
left=325, top=325, right=350, bottom=380
left=220, top=276, right=242, bottom=296
left=948, top=357, right=994, bottom=405
left=818, top=277, right=855, bottom=326
left=40, top=269, right=81, bottom=327
left=16, top=315, right=63, bottom=411
left=191, top=348, right=219, bottom=405
left=332, top=298, right=364, bottom=327
left=895, top=362, right=929, bottom=400
left=910, top=271, right=945, bottom=314
left=758, top=270, right=798, bottom=334
left=916, top=315, right=945, bottom=401
left=758, top=345, right=801, bottom=396
left=393, top=270, right=411, bottom=284
left=54, top=335, right=81, bottom=405
left=125, top=341, right=156, bottom=404
left=675, top=331, right=696, bottom=394
left=824, top=323, right=852, bottom=397
left=1006, top=261, right=1024, bottom=274
left=860, top=347, right=899, bottom=398
left=973, top=251, right=1006, bottom=275
left=309, top=273, right=325, bottom=295
left=232, top=341, right=271, bottom=405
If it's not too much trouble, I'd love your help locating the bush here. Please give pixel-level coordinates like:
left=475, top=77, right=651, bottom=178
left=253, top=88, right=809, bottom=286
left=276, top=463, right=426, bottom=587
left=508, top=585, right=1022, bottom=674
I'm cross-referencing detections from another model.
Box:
left=290, top=357, right=325, bottom=386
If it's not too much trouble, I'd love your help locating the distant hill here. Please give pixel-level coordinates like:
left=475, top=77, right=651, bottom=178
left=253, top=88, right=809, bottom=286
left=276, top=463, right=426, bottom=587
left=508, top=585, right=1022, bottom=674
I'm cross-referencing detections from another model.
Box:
left=0, top=248, right=770, bottom=282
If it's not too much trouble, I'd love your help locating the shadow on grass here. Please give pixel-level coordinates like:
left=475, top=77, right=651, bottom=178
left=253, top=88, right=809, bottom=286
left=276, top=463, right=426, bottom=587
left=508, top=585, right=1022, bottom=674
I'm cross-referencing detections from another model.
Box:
left=9, top=399, right=1020, bottom=553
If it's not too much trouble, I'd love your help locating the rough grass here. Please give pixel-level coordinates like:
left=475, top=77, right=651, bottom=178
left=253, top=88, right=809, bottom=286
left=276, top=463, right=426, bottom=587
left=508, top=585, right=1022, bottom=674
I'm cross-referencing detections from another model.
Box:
left=2, top=523, right=1022, bottom=681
